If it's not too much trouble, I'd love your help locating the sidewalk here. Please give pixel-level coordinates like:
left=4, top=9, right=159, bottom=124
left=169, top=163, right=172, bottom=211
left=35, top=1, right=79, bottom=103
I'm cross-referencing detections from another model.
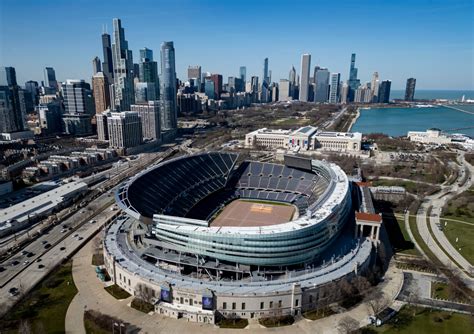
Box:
left=65, top=238, right=404, bottom=334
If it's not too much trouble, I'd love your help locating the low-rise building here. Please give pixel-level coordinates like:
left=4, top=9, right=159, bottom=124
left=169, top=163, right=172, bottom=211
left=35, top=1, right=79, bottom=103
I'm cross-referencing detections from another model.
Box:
left=245, top=126, right=362, bottom=152
left=407, top=128, right=452, bottom=145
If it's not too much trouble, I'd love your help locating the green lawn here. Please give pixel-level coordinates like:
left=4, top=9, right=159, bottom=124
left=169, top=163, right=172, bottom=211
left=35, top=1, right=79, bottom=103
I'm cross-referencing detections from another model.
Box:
left=0, top=261, right=78, bottom=334
left=441, top=219, right=474, bottom=266
left=408, top=216, right=442, bottom=266
left=431, top=282, right=450, bottom=300
left=104, top=284, right=131, bottom=300
left=131, top=298, right=154, bottom=313
left=259, top=315, right=295, bottom=328
left=384, top=215, right=420, bottom=256
left=84, top=318, right=110, bottom=334
left=373, top=305, right=473, bottom=334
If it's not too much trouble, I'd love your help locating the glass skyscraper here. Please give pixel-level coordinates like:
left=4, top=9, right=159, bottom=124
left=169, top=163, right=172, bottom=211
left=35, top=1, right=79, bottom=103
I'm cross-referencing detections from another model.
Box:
left=160, top=41, right=177, bottom=130
left=239, top=66, right=246, bottom=83
left=139, top=47, right=160, bottom=100
left=314, top=68, right=330, bottom=103
left=405, top=78, right=416, bottom=101
left=347, top=53, right=360, bottom=102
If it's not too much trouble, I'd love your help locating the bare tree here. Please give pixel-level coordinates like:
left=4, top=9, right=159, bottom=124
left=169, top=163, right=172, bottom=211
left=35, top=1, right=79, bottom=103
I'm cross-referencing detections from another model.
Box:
left=135, top=283, right=155, bottom=303
left=338, top=316, right=360, bottom=334
left=366, top=291, right=389, bottom=316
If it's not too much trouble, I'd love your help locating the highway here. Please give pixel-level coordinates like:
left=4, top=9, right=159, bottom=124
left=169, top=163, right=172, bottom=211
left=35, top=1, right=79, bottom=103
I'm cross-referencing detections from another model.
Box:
left=0, top=147, right=178, bottom=316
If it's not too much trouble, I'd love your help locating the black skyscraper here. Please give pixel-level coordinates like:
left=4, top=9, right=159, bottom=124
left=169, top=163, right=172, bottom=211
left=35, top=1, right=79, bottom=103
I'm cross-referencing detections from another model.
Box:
left=405, top=78, right=416, bottom=101
left=379, top=80, right=392, bottom=103
left=102, top=33, right=114, bottom=84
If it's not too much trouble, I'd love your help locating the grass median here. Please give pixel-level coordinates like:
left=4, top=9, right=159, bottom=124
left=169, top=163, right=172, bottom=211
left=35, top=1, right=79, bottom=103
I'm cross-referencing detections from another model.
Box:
left=0, top=261, right=77, bottom=334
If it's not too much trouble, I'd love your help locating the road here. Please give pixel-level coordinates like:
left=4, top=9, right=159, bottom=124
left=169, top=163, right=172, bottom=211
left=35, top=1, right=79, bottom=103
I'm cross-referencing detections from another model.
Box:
left=0, top=147, right=177, bottom=316
left=415, top=150, right=474, bottom=284
left=0, top=199, right=118, bottom=315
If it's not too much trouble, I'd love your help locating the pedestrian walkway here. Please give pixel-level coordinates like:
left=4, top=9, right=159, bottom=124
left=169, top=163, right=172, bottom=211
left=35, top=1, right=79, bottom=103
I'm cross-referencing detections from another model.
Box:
left=65, top=238, right=404, bottom=334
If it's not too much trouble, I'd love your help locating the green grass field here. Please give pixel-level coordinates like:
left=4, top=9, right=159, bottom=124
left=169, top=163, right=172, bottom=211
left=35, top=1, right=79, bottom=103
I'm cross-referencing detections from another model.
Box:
left=0, top=261, right=77, bottom=334
left=373, top=306, right=473, bottom=334
left=384, top=215, right=420, bottom=256
left=104, top=284, right=131, bottom=299
left=441, top=219, right=474, bottom=266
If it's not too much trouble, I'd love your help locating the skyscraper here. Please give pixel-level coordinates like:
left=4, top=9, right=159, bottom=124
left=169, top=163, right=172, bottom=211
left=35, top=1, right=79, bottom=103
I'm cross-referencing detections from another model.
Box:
left=92, top=56, right=102, bottom=75
left=187, top=65, right=201, bottom=91
left=261, top=58, right=270, bottom=102
left=370, top=72, right=380, bottom=103
left=405, top=78, right=416, bottom=101
left=139, top=47, right=160, bottom=99
left=329, top=73, right=341, bottom=103
left=25, top=80, right=39, bottom=105
left=101, top=32, right=114, bottom=84
left=111, top=18, right=134, bottom=111
left=44, top=67, right=57, bottom=90
left=61, top=79, right=95, bottom=115
left=299, top=54, right=311, bottom=102
left=107, top=111, right=143, bottom=148
left=160, top=41, right=177, bottom=131
left=140, top=48, right=153, bottom=62
left=379, top=80, right=392, bottom=103
left=92, top=72, right=110, bottom=113
left=0, top=67, right=25, bottom=134
left=347, top=53, right=360, bottom=102
left=239, top=66, right=246, bottom=83
left=278, top=79, right=291, bottom=101
left=135, top=82, right=156, bottom=102
left=204, top=79, right=215, bottom=99
left=0, top=66, right=17, bottom=86
left=314, top=68, right=330, bottom=103
left=131, top=101, right=161, bottom=141
left=210, top=74, right=223, bottom=100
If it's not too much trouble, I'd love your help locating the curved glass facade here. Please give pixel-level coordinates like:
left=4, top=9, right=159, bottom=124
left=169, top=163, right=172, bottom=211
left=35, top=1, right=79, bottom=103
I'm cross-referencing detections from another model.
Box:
left=117, top=153, right=352, bottom=267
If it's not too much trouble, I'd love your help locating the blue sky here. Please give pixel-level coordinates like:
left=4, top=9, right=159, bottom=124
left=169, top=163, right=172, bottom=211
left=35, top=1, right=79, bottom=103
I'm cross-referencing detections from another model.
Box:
left=1, top=0, right=473, bottom=89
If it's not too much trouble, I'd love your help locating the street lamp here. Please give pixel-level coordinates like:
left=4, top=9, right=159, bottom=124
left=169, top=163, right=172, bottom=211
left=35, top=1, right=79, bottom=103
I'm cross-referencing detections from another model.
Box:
left=113, top=322, right=125, bottom=334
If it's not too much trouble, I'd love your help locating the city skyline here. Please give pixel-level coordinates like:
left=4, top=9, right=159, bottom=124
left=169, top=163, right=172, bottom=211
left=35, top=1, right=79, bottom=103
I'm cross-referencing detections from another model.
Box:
left=1, top=0, right=473, bottom=90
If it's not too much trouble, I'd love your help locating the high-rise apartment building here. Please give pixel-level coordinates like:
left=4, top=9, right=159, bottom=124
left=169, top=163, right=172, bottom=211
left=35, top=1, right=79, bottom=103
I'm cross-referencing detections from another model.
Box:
left=61, top=79, right=95, bottom=115
left=92, top=72, right=110, bottom=113
left=160, top=41, right=177, bottom=130
left=0, top=67, right=26, bottom=134
left=0, top=66, right=17, bottom=86
left=314, top=68, right=330, bottom=103
left=107, top=111, right=143, bottom=148
left=299, top=54, right=311, bottom=102
left=131, top=101, right=161, bottom=141
left=111, top=18, right=134, bottom=111
left=405, top=78, right=416, bottom=101
left=329, top=73, right=341, bottom=103
left=96, top=112, right=109, bottom=140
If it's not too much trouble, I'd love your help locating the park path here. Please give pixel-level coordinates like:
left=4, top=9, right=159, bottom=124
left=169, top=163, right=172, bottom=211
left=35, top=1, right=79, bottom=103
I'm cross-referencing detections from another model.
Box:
left=65, top=237, right=404, bottom=334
